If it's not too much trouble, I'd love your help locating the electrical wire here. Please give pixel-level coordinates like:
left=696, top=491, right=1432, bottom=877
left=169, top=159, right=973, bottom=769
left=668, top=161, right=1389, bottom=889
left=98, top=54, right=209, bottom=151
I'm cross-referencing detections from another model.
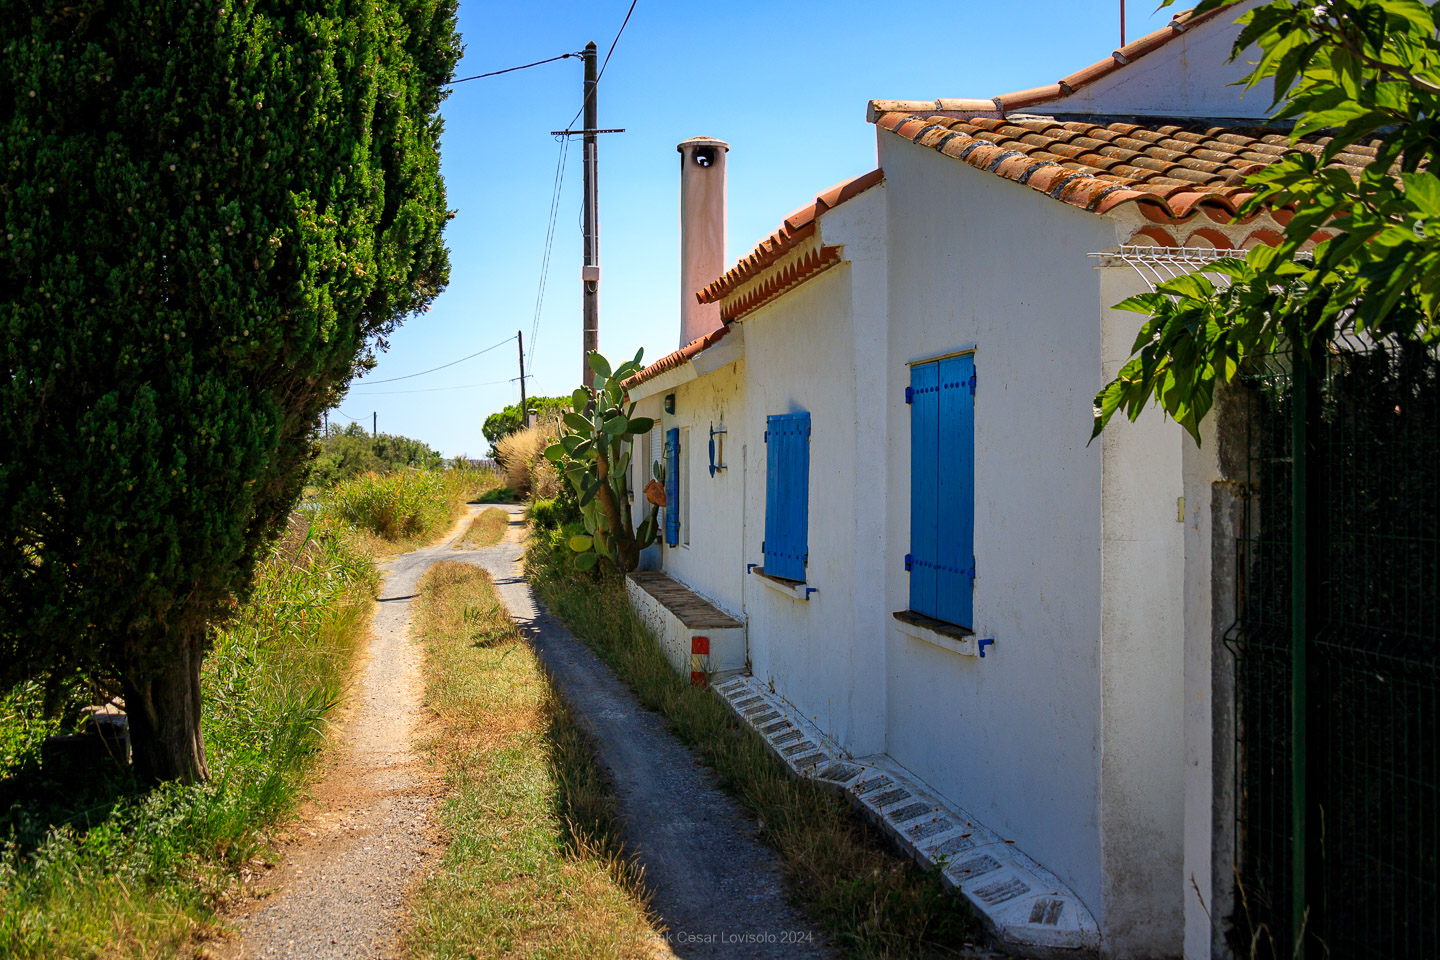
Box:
left=355, top=334, right=515, bottom=385
left=449, top=51, right=582, bottom=86
left=348, top=379, right=512, bottom=396
left=528, top=134, right=569, bottom=371
left=596, top=0, right=638, bottom=85
left=563, top=0, right=640, bottom=130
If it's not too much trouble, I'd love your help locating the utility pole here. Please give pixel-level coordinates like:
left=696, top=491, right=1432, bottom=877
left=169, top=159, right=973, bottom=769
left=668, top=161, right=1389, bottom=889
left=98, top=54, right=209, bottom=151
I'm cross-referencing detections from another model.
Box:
left=517, top=330, right=528, bottom=429
left=373, top=412, right=377, bottom=437
left=581, top=40, right=599, bottom=388
left=1120, top=0, right=1126, bottom=46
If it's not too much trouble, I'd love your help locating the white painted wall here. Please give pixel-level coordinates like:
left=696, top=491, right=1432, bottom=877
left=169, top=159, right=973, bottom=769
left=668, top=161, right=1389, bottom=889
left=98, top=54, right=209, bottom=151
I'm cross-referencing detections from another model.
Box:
left=1037, top=0, right=1273, bottom=120
left=880, top=134, right=1114, bottom=921
left=654, top=358, right=748, bottom=620
left=1097, top=264, right=1188, bottom=955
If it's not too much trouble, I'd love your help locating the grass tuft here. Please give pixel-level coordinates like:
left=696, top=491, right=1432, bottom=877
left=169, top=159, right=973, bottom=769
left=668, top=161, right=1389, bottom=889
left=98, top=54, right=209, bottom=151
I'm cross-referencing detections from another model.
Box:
left=407, top=561, right=662, bottom=959
left=455, top=507, right=511, bottom=550
left=524, top=528, right=977, bottom=960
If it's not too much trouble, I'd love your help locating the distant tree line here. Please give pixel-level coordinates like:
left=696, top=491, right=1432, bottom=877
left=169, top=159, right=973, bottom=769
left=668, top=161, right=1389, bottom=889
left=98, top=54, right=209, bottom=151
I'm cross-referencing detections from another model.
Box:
left=310, top=423, right=443, bottom=489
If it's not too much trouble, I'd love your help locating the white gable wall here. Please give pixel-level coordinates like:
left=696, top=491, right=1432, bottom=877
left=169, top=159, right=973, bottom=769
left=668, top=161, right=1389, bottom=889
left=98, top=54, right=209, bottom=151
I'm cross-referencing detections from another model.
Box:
left=1035, top=0, right=1272, bottom=119
left=738, top=185, right=890, bottom=755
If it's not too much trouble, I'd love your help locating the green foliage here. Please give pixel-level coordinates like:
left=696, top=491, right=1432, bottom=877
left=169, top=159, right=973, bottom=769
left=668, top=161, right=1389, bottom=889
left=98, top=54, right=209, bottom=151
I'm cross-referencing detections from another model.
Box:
left=309, top=422, right=442, bottom=489
left=0, top=519, right=376, bottom=956
left=0, top=0, right=460, bottom=780
left=482, top=395, right=571, bottom=457
left=542, top=350, right=660, bottom=573
left=1094, top=0, right=1440, bottom=442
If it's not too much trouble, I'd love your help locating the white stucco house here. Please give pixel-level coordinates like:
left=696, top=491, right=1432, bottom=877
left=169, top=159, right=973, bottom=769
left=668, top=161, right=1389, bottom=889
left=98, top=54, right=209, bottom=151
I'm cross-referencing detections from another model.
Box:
left=617, top=4, right=1359, bottom=957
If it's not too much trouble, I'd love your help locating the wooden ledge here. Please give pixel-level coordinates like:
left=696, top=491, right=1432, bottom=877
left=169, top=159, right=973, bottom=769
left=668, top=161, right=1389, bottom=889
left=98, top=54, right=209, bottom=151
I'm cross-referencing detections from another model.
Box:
left=627, top=570, right=742, bottom=629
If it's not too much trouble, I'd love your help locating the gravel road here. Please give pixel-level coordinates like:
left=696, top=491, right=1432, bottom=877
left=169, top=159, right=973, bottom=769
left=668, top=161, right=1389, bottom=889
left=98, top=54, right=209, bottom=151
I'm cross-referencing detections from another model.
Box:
left=219, top=504, right=833, bottom=959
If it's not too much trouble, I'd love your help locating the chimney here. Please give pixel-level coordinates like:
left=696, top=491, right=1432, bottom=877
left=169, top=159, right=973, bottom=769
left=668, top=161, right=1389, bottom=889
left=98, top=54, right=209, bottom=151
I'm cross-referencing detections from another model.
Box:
left=677, top=136, right=728, bottom=348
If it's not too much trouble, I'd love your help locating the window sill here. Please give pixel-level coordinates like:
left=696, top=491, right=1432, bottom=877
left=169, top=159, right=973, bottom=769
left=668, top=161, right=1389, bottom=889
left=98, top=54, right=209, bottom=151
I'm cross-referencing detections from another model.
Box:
left=750, top=566, right=815, bottom=601
left=893, top=610, right=982, bottom=657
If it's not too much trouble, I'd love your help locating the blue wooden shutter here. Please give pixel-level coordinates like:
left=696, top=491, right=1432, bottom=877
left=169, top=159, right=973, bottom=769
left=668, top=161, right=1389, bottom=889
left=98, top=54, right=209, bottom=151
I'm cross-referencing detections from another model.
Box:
left=909, top=356, right=974, bottom=627
left=665, top=427, right=680, bottom=547
left=763, top=412, right=810, bottom=581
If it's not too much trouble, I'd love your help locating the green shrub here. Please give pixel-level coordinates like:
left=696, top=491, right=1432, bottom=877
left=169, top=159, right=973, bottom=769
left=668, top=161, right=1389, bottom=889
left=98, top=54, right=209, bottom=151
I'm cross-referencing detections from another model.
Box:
left=0, top=518, right=377, bottom=957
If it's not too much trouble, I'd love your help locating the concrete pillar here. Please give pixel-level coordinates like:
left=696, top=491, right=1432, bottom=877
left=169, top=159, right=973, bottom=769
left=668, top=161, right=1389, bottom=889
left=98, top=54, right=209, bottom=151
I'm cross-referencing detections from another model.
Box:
left=677, top=137, right=728, bottom=348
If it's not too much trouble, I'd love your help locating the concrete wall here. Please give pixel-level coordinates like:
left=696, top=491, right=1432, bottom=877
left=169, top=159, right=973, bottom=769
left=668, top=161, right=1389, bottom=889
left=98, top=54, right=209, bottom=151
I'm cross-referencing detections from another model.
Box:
left=1046, top=0, right=1273, bottom=119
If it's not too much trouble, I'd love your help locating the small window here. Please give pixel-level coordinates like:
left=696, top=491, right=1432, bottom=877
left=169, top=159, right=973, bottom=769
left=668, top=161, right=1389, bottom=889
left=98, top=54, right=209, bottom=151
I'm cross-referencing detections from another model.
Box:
left=908, top=354, right=975, bottom=628
left=763, top=412, right=810, bottom=581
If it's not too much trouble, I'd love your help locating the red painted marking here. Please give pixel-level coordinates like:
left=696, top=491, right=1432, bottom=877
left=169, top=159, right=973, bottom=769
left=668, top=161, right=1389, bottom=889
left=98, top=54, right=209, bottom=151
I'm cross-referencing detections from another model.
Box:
left=691, top=636, right=710, bottom=655
left=691, top=671, right=707, bottom=688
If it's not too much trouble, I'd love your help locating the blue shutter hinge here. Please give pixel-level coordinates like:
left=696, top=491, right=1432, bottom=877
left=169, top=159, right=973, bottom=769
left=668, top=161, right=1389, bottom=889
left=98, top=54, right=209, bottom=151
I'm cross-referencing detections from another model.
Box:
left=978, top=637, right=994, bottom=658
left=764, top=429, right=769, bottom=442
left=969, top=371, right=977, bottom=396
left=964, top=557, right=977, bottom=580
left=904, top=553, right=913, bottom=571
left=904, top=386, right=913, bottom=404
left=761, top=540, right=766, bottom=556
left=803, top=552, right=809, bottom=566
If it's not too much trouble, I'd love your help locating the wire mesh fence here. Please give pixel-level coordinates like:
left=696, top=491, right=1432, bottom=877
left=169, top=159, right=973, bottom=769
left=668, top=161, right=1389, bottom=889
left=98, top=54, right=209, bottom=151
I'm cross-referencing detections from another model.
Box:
left=1225, top=337, right=1439, bottom=959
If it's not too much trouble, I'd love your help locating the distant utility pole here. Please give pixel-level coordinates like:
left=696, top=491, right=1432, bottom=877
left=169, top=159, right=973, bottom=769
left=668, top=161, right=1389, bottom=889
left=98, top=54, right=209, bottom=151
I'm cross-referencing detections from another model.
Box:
left=517, top=329, right=528, bottom=428
left=1120, top=0, right=1126, bottom=46
left=373, top=412, right=377, bottom=437
left=581, top=40, right=599, bottom=388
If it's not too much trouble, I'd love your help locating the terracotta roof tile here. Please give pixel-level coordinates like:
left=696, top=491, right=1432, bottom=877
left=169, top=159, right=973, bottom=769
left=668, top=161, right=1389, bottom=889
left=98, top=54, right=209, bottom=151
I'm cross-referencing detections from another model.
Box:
left=624, top=324, right=733, bottom=389
left=870, top=113, right=1388, bottom=222
left=696, top=168, right=885, bottom=307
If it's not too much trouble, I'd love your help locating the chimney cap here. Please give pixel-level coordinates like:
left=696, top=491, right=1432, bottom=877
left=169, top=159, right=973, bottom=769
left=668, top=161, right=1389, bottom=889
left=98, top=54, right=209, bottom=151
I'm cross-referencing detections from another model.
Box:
left=677, top=136, right=729, bottom=153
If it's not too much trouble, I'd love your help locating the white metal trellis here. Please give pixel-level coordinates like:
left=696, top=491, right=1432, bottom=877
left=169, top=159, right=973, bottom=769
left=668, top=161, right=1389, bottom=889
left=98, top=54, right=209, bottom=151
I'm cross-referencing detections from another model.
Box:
left=1089, top=244, right=1239, bottom=291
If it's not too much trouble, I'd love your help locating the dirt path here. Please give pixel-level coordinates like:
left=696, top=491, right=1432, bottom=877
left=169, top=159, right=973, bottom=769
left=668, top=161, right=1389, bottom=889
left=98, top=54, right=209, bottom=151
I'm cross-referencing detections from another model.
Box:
left=463, top=507, right=836, bottom=959
left=221, top=504, right=832, bottom=959
left=216, top=509, right=479, bottom=960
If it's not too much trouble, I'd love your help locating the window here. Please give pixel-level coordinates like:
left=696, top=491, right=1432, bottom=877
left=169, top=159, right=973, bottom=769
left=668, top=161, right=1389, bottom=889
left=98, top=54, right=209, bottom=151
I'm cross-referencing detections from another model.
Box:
left=907, top=354, right=975, bottom=628
left=665, top=427, right=680, bottom=547
left=763, top=412, right=810, bottom=581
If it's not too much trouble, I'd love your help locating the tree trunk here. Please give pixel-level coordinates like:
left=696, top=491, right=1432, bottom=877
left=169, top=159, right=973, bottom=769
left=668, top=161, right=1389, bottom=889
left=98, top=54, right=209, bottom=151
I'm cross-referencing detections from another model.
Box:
left=123, top=631, right=210, bottom=784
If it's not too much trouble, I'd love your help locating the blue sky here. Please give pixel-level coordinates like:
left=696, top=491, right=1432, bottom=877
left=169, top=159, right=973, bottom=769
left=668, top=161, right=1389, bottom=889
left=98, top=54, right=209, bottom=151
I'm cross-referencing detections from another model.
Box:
left=338, top=0, right=1182, bottom=457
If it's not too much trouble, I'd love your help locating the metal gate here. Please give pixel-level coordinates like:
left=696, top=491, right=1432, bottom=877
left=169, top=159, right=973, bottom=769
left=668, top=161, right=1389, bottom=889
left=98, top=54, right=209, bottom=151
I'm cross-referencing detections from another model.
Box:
left=1226, top=337, right=1439, bottom=958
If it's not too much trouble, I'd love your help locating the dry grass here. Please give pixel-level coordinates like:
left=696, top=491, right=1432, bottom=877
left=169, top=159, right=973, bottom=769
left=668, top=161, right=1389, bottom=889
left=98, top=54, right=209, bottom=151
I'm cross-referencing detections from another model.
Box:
left=455, top=507, right=511, bottom=550
left=525, top=531, right=978, bottom=960
left=406, top=562, right=667, bottom=960
left=494, top=419, right=562, bottom=500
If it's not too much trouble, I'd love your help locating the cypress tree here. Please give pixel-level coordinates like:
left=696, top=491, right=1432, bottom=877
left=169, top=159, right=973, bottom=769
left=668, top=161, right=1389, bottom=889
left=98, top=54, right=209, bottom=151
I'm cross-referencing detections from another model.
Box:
left=0, top=0, right=460, bottom=782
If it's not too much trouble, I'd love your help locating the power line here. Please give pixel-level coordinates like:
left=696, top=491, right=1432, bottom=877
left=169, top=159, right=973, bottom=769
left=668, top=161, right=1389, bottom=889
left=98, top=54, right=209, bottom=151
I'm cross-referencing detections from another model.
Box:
left=528, top=133, right=570, bottom=371
left=356, top=334, right=516, bottom=385
left=596, top=0, right=638, bottom=84
left=349, top=379, right=511, bottom=397
left=563, top=0, right=640, bottom=130
left=449, top=51, right=582, bottom=86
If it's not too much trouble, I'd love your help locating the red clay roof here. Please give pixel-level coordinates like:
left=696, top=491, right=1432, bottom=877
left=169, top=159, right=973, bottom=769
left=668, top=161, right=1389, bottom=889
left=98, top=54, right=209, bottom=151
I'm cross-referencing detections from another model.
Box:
left=696, top=168, right=884, bottom=306
left=871, top=113, right=1382, bottom=222
left=624, top=323, right=733, bottom=389
left=867, top=6, right=1235, bottom=121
